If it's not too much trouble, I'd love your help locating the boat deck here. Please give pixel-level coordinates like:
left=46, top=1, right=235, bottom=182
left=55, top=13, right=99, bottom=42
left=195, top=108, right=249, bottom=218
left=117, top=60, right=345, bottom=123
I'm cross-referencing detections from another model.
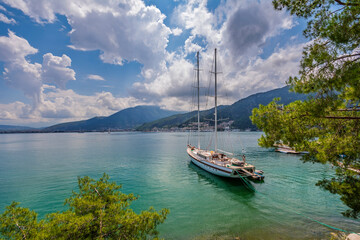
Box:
left=193, top=149, right=255, bottom=170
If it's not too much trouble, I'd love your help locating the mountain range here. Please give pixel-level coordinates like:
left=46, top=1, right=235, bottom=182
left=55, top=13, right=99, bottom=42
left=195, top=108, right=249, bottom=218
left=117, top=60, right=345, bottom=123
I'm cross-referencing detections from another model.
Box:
left=43, top=106, right=180, bottom=132
left=137, top=86, right=307, bottom=131
left=0, top=125, right=35, bottom=132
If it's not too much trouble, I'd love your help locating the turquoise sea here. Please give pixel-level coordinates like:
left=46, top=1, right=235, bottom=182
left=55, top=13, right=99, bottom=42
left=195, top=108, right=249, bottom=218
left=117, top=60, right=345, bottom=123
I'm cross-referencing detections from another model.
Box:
left=0, top=132, right=359, bottom=239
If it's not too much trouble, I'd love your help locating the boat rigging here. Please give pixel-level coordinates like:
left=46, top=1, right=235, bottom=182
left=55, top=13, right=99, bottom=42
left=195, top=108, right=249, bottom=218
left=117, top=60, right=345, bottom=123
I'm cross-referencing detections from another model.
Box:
left=187, top=49, right=264, bottom=182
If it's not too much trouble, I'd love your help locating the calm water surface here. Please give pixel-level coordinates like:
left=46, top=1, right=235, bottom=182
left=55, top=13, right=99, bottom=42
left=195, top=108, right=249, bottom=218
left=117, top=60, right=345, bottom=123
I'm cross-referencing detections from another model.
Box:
left=0, top=132, right=359, bottom=239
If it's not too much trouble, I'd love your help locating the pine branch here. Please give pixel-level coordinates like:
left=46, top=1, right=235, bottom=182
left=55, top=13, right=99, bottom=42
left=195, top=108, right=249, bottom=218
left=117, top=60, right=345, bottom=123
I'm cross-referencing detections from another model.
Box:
left=296, top=114, right=360, bottom=120
left=336, top=108, right=360, bottom=111
left=320, top=116, right=360, bottom=120
left=11, top=214, right=26, bottom=240
left=334, top=0, right=360, bottom=6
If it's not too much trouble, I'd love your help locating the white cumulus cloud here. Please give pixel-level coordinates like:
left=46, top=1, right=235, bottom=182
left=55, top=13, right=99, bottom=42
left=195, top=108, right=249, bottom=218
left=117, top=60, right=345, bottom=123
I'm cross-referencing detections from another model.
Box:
left=220, top=0, right=296, bottom=61
left=0, top=13, right=16, bottom=24
left=0, top=31, right=42, bottom=104
left=3, top=0, right=171, bottom=79
left=132, top=57, right=194, bottom=100
left=0, top=30, right=37, bottom=62
left=131, top=0, right=304, bottom=110
left=87, top=74, right=105, bottom=81
left=0, top=30, right=146, bottom=125
left=171, top=27, right=183, bottom=36
left=0, top=31, right=76, bottom=111
left=42, top=53, right=76, bottom=89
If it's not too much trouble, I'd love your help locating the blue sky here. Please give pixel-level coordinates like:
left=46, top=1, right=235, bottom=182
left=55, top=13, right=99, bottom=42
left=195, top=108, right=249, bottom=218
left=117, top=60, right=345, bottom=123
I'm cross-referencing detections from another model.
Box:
left=0, top=0, right=307, bottom=127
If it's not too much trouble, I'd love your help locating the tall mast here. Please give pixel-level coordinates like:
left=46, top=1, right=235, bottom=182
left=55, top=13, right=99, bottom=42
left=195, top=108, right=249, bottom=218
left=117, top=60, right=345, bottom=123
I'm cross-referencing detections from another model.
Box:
left=214, top=48, right=218, bottom=152
left=196, top=51, right=200, bottom=149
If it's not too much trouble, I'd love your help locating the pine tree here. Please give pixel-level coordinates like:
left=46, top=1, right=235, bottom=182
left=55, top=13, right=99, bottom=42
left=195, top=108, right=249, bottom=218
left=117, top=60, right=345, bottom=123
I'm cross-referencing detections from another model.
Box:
left=0, top=173, right=169, bottom=239
left=251, top=0, right=360, bottom=218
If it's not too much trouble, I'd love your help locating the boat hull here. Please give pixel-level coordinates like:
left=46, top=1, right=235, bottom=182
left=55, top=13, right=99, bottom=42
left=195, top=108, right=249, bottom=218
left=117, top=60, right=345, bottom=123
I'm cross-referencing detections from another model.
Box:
left=187, top=148, right=237, bottom=178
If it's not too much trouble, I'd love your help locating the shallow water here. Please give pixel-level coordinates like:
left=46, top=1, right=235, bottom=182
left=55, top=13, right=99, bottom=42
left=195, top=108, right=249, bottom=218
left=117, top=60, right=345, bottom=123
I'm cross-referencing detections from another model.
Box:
left=0, top=132, right=358, bottom=239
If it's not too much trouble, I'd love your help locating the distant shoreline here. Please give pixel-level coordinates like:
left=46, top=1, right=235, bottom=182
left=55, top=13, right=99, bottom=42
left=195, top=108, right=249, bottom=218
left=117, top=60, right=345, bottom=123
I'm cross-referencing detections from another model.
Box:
left=0, top=129, right=260, bottom=134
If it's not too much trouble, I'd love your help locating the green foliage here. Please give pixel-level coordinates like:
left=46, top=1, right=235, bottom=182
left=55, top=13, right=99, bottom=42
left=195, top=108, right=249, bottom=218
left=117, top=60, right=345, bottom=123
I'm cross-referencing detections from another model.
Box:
left=0, top=174, right=169, bottom=239
left=0, top=202, right=42, bottom=239
left=251, top=0, right=360, bottom=218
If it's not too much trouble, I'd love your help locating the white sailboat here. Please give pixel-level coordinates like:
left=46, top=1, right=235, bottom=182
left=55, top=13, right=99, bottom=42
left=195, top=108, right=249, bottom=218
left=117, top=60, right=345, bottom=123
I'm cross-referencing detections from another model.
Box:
left=187, top=49, right=264, bottom=181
